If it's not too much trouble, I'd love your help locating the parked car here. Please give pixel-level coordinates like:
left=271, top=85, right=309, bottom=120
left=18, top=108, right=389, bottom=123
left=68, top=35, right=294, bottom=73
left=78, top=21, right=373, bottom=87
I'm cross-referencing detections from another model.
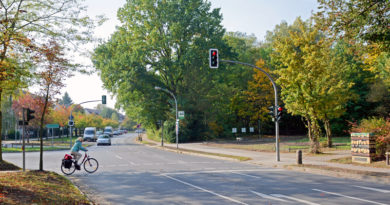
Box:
left=97, top=134, right=111, bottom=146
left=113, top=130, right=121, bottom=135
left=83, top=127, right=97, bottom=142
left=104, top=126, right=113, bottom=137
left=96, top=130, right=103, bottom=135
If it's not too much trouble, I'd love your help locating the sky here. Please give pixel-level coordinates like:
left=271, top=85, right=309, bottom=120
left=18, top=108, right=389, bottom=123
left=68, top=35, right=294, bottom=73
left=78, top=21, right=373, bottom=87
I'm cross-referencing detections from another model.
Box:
left=61, top=0, right=318, bottom=112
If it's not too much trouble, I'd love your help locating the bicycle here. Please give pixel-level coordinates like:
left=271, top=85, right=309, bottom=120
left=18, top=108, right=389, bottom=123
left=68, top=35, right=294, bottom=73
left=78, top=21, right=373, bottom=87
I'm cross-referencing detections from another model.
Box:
left=61, top=152, right=99, bottom=175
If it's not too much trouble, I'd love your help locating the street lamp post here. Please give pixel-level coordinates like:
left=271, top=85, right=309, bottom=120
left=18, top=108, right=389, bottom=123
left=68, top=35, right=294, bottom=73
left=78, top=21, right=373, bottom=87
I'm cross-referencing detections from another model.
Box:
left=155, top=86, right=179, bottom=149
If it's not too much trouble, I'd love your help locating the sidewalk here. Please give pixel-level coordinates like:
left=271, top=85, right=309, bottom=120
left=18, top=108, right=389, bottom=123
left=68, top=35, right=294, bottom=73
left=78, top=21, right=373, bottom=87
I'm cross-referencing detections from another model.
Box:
left=141, top=136, right=390, bottom=184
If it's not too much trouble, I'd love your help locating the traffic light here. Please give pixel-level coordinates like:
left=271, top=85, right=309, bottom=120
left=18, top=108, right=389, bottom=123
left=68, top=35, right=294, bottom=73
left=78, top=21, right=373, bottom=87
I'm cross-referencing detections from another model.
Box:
left=209, top=49, right=219, bottom=68
left=276, top=106, right=283, bottom=121
left=102, top=95, right=106, bottom=105
left=26, top=108, right=35, bottom=121
left=267, top=106, right=275, bottom=118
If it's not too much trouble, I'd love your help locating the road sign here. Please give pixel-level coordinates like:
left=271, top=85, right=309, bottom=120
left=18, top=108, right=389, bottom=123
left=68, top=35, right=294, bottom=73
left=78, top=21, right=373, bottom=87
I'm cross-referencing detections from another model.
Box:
left=178, top=111, right=185, bottom=120
left=68, top=120, right=74, bottom=127
left=46, top=124, right=60, bottom=129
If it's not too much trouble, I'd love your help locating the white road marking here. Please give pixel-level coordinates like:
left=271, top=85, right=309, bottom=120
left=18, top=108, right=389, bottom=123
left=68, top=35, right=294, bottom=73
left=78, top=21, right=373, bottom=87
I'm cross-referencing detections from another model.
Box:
left=115, top=155, right=123, bottom=160
left=162, top=174, right=248, bottom=205
left=353, top=185, right=390, bottom=193
left=164, top=169, right=283, bottom=175
left=312, top=189, right=388, bottom=205
left=271, top=194, right=320, bottom=205
left=250, top=190, right=287, bottom=202
left=232, top=172, right=262, bottom=179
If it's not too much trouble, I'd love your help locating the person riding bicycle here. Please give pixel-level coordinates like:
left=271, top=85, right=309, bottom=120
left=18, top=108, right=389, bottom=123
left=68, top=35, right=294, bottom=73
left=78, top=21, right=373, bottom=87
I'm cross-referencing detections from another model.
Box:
left=71, top=137, right=88, bottom=169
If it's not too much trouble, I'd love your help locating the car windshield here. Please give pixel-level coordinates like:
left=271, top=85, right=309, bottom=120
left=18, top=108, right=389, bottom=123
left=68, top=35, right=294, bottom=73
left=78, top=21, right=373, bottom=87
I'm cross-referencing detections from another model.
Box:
left=104, top=129, right=112, bottom=133
left=85, top=130, right=94, bottom=135
left=98, top=135, right=109, bottom=139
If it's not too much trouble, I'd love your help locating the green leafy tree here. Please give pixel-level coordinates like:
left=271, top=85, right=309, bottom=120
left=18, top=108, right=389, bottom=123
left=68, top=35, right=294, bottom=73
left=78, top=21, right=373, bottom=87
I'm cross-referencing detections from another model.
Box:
left=59, top=92, right=73, bottom=107
left=316, top=0, right=389, bottom=51
left=0, top=0, right=100, bottom=161
left=272, top=18, right=353, bottom=152
left=93, top=0, right=227, bottom=141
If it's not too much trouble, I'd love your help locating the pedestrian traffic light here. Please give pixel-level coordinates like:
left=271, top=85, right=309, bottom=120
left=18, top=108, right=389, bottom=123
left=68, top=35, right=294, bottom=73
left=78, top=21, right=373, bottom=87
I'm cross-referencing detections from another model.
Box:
left=26, top=108, right=35, bottom=121
left=209, top=49, right=219, bottom=68
left=102, top=95, right=106, bottom=105
left=277, top=106, right=283, bottom=121
left=268, top=106, right=275, bottom=118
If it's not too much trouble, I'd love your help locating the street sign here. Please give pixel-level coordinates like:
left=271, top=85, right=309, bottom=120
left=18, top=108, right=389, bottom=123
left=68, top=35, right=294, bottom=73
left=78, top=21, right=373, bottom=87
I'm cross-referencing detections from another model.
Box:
left=46, top=124, right=60, bottom=129
left=68, top=120, right=74, bottom=127
left=178, top=111, right=185, bottom=120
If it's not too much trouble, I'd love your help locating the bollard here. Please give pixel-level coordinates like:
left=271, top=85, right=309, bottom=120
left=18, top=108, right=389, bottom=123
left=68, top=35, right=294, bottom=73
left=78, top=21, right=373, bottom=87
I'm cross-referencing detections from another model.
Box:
left=297, top=149, right=302, bottom=165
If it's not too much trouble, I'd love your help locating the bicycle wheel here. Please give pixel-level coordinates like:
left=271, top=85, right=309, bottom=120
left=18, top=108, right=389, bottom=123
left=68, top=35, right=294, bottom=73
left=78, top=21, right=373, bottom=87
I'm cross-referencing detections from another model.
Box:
left=84, top=158, right=99, bottom=173
left=61, top=161, right=76, bottom=175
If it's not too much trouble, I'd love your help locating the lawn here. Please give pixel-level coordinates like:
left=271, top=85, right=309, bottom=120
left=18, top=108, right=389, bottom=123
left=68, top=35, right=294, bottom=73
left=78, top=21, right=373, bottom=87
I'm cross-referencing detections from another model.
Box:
left=0, top=170, right=90, bottom=204
left=2, top=146, right=69, bottom=153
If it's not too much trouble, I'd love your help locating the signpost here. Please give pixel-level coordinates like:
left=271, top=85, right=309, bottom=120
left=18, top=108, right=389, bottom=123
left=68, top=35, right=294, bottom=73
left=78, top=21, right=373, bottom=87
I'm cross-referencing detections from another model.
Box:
left=178, top=111, right=185, bottom=120
left=351, top=133, right=376, bottom=164
left=46, top=124, right=60, bottom=146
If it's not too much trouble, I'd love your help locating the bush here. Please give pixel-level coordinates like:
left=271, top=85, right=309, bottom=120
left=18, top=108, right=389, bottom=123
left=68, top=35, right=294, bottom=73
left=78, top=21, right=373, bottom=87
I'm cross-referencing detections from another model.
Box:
left=351, top=117, right=390, bottom=157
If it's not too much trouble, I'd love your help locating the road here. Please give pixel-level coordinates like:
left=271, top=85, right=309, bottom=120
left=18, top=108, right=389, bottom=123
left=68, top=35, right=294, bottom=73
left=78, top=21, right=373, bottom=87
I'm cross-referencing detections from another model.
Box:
left=3, top=133, right=390, bottom=204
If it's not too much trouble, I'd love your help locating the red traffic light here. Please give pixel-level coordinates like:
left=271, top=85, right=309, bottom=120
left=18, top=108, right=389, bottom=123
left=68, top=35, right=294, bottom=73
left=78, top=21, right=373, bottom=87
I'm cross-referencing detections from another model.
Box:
left=278, top=107, right=283, bottom=112
left=212, top=51, right=216, bottom=56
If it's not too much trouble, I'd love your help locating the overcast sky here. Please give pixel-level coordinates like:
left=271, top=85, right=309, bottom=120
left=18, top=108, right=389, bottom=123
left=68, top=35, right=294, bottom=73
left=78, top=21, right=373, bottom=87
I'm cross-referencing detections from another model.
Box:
left=61, top=0, right=318, bottom=112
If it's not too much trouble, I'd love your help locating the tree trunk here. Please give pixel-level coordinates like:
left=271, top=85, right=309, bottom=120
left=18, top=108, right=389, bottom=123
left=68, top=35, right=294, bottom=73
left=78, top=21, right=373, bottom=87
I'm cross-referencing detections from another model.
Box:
left=39, top=89, right=50, bottom=171
left=0, top=89, right=3, bottom=161
left=324, top=119, right=332, bottom=148
left=308, top=119, right=320, bottom=154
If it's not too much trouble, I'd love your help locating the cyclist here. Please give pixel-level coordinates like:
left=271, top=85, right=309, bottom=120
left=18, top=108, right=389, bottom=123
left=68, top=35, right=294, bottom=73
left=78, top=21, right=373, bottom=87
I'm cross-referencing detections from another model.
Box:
left=71, top=137, right=88, bottom=169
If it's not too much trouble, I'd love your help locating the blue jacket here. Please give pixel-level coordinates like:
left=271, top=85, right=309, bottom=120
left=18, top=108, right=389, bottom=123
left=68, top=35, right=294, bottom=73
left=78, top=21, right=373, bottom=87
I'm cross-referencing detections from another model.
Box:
left=71, top=140, right=87, bottom=152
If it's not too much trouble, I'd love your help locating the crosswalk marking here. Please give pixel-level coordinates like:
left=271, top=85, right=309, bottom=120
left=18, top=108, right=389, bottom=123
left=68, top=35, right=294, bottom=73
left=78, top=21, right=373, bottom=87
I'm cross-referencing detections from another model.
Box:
left=163, top=174, right=248, bottom=205
left=313, top=189, right=388, bottom=205
left=250, top=190, right=287, bottom=202
left=353, top=185, right=390, bottom=193
left=271, top=194, right=320, bottom=205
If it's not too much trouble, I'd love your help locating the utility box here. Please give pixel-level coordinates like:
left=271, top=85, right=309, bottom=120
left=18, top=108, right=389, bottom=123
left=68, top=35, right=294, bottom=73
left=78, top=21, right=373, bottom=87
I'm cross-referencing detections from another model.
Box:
left=351, top=133, right=376, bottom=164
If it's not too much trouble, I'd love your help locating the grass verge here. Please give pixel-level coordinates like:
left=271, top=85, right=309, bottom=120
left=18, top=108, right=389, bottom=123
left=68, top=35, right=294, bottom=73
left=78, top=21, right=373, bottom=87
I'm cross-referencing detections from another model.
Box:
left=286, top=164, right=390, bottom=177
left=163, top=146, right=252, bottom=161
left=2, top=147, right=69, bottom=153
left=329, top=156, right=390, bottom=168
left=0, top=170, right=90, bottom=204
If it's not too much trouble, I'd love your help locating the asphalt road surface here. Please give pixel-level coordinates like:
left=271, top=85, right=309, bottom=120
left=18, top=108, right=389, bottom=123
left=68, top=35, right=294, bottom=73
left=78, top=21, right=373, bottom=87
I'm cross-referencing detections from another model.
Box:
left=4, top=133, right=390, bottom=205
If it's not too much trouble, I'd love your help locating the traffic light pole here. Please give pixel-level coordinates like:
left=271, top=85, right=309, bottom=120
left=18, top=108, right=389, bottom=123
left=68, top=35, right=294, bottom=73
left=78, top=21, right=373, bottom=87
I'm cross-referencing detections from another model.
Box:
left=221, top=60, right=280, bottom=162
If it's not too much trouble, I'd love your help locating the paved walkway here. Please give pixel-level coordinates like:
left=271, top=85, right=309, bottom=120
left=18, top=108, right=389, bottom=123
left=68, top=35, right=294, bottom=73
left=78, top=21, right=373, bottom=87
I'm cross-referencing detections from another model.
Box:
left=141, top=136, right=390, bottom=184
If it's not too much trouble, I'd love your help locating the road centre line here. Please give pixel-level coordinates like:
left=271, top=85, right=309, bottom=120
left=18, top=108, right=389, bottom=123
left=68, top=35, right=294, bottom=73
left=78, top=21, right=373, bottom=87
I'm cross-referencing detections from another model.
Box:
left=250, top=190, right=287, bottom=202
left=353, top=185, right=390, bottom=193
left=232, top=172, right=262, bottom=179
left=163, top=169, right=283, bottom=175
left=271, top=194, right=320, bottom=205
left=162, top=174, right=248, bottom=205
left=312, top=189, right=388, bottom=205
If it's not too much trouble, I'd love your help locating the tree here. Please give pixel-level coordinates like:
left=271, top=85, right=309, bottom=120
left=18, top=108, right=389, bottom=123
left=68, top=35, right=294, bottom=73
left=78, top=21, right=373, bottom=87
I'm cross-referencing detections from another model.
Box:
left=59, top=92, right=73, bottom=107
left=316, top=0, right=390, bottom=51
left=93, top=0, right=227, bottom=140
left=271, top=18, right=353, bottom=152
left=0, top=0, right=100, bottom=162
left=34, top=40, right=72, bottom=171
left=50, top=104, right=72, bottom=127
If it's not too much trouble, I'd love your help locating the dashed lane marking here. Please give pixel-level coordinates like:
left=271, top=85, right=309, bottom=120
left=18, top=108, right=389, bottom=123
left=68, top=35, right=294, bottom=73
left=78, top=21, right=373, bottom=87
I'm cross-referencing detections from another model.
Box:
left=353, top=185, right=390, bottom=193
left=312, top=189, right=388, bottom=205
left=271, top=194, right=320, bottom=205
left=162, top=174, right=248, bottom=205
left=115, top=155, right=123, bottom=160
left=250, top=190, right=287, bottom=202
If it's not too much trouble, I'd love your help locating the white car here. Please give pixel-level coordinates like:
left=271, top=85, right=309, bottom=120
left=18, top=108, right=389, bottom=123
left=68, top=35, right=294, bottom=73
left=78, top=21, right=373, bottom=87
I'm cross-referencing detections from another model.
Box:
left=97, top=134, right=111, bottom=146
